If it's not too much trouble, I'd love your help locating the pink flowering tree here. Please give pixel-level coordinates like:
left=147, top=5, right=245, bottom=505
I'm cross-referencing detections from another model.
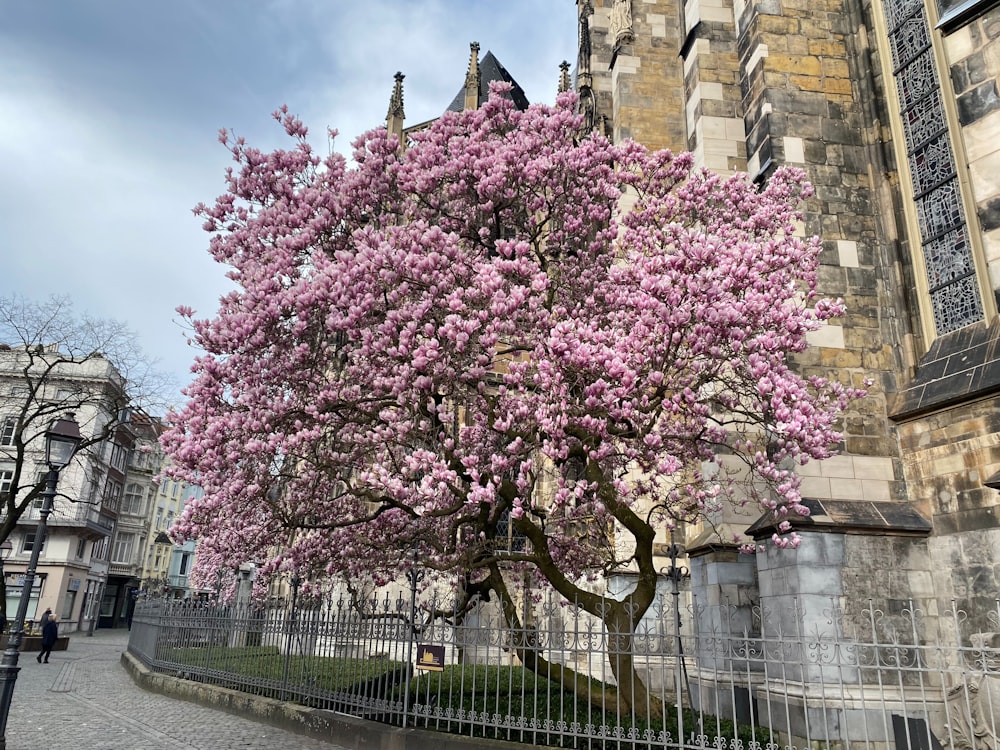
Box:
left=163, top=86, right=860, bottom=714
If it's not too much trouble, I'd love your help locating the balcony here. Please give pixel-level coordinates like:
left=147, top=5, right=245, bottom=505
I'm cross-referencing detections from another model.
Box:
left=20, top=503, right=114, bottom=539
left=109, top=561, right=141, bottom=577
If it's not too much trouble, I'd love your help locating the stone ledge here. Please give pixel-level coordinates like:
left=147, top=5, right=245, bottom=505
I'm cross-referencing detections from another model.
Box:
left=121, top=651, right=530, bottom=750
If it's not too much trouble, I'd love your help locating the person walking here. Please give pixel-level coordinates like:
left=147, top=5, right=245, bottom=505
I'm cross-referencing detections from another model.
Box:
left=37, top=614, right=58, bottom=663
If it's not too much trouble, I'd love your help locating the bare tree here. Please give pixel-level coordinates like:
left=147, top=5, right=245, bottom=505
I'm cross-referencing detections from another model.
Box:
left=0, top=295, right=173, bottom=623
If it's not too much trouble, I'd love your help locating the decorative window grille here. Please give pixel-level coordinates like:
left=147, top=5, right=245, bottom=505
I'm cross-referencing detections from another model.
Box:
left=495, top=507, right=528, bottom=554
left=884, top=0, right=983, bottom=335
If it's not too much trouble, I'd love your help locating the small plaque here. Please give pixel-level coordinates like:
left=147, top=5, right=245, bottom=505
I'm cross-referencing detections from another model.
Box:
left=416, top=644, right=445, bottom=671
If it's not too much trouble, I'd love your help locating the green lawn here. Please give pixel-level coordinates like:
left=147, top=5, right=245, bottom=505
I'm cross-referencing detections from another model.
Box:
left=161, top=646, right=772, bottom=748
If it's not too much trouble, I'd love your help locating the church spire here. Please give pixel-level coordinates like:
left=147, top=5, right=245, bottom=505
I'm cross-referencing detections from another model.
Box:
left=464, top=42, right=481, bottom=110
left=386, top=71, right=405, bottom=144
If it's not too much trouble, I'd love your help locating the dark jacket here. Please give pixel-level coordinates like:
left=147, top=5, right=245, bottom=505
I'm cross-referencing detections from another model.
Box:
left=41, top=619, right=59, bottom=647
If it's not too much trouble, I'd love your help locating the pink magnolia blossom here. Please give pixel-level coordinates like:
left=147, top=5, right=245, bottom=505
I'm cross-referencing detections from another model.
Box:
left=164, top=86, right=861, bottom=615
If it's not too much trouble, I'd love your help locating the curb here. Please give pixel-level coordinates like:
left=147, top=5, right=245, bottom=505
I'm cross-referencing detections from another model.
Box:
left=120, top=651, right=539, bottom=750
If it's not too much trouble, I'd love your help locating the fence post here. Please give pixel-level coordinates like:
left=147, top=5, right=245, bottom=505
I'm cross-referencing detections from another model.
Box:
left=281, top=575, right=300, bottom=702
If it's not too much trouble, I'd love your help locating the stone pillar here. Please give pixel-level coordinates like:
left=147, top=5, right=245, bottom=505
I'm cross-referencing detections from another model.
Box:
left=680, top=0, right=747, bottom=172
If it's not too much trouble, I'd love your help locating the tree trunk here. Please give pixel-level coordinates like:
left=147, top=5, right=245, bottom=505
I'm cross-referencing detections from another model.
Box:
left=489, top=566, right=663, bottom=720
left=604, top=604, right=663, bottom=719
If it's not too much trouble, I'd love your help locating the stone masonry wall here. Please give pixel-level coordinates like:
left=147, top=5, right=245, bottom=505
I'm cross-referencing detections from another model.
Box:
left=735, top=0, right=907, bottom=479
left=896, top=392, right=1000, bottom=622
left=681, top=0, right=746, bottom=172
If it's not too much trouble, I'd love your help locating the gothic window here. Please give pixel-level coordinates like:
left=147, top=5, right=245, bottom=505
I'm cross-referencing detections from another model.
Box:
left=883, top=0, right=984, bottom=335
left=495, top=507, right=528, bottom=554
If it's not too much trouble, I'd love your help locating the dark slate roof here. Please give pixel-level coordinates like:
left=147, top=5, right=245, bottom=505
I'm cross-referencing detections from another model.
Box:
left=889, top=316, right=1000, bottom=419
left=446, top=51, right=530, bottom=113
left=745, top=498, right=932, bottom=539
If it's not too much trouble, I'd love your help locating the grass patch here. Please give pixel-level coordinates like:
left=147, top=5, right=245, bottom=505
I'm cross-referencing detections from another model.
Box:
left=160, top=648, right=772, bottom=748
left=412, top=664, right=770, bottom=749
left=162, top=645, right=405, bottom=692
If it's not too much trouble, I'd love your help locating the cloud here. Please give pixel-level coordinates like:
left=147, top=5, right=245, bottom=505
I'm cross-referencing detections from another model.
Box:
left=0, top=2, right=577, bottom=406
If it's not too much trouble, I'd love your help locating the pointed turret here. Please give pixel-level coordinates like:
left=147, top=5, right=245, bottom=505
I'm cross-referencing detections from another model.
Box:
left=463, top=42, right=481, bottom=110
left=386, top=71, right=405, bottom=143
left=558, top=61, right=571, bottom=94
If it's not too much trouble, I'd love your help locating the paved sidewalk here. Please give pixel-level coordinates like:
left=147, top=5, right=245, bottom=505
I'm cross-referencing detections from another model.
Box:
left=6, top=629, right=350, bottom=750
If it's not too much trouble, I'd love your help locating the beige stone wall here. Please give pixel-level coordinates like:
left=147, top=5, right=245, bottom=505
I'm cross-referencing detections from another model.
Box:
left=896, top=393, right=1000, bottom=611
left=574, top=0, right=1000, bottom=620
left=734, top=0, right=908, bottom=477
left=897, top=394, right=1000, bottom=534
left=683, top=0, right=746, bottom=172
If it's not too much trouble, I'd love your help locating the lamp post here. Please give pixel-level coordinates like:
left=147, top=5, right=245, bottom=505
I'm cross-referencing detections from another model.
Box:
left=401, top=553, right=424, bottom=727
left=0, top=414, right=81, bottom=749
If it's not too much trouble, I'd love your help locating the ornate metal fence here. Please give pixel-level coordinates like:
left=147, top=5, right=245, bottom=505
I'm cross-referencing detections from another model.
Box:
left=127, top=592, right=1000, bottom=749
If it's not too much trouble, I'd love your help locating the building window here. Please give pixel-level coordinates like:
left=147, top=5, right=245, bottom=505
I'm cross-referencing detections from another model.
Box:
left=0, top=417, right=16, bottom=447
left=884, top=0, right=984, bottom=335
left=22, top=531, right=45, bottom=554
left=75, top=538, right=86, bottom=559
left=112, top=533, right=134, bottom=564
left=103, top=478, right=123, bottom=511
left=92, top=536, right=109, bottom=561
left=122, top=483, right=144, bottom=515
left=0, top=469, right=13, bottom=498
left=179, top=553, right=190, bottom=576
left=109, top=442, right=128, bottom=472
left=32, top=470, right=47, bottom=508
left=61, top=590, right=76, bottom=620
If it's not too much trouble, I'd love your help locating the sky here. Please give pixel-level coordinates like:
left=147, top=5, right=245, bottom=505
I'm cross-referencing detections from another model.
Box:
left=0, top=1, right=577, bottom=407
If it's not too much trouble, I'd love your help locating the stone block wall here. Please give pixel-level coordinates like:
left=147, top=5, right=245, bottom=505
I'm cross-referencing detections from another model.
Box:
left=897, top=391, right=1000, bottom=623
left=573, top=0, right=1000, bottom=638
left=681, top=0, right=746, bottom=172
left=734, top=0, right=910, bottom=473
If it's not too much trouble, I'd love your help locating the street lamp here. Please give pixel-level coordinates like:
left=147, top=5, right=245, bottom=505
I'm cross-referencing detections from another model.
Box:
left=0, top=413, right=81, bottom=749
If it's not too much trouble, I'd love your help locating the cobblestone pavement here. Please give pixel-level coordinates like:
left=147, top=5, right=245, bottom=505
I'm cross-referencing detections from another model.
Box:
left=6, top=629, right=350, bottom=750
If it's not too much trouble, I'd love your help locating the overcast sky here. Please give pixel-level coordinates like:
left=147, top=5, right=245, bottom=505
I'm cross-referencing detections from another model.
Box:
left=0, top=2, right=577, bottom=407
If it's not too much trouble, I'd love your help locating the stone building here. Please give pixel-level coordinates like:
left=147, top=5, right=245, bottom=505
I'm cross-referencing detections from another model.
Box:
left=572, top=0, right=1000, bottom=646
